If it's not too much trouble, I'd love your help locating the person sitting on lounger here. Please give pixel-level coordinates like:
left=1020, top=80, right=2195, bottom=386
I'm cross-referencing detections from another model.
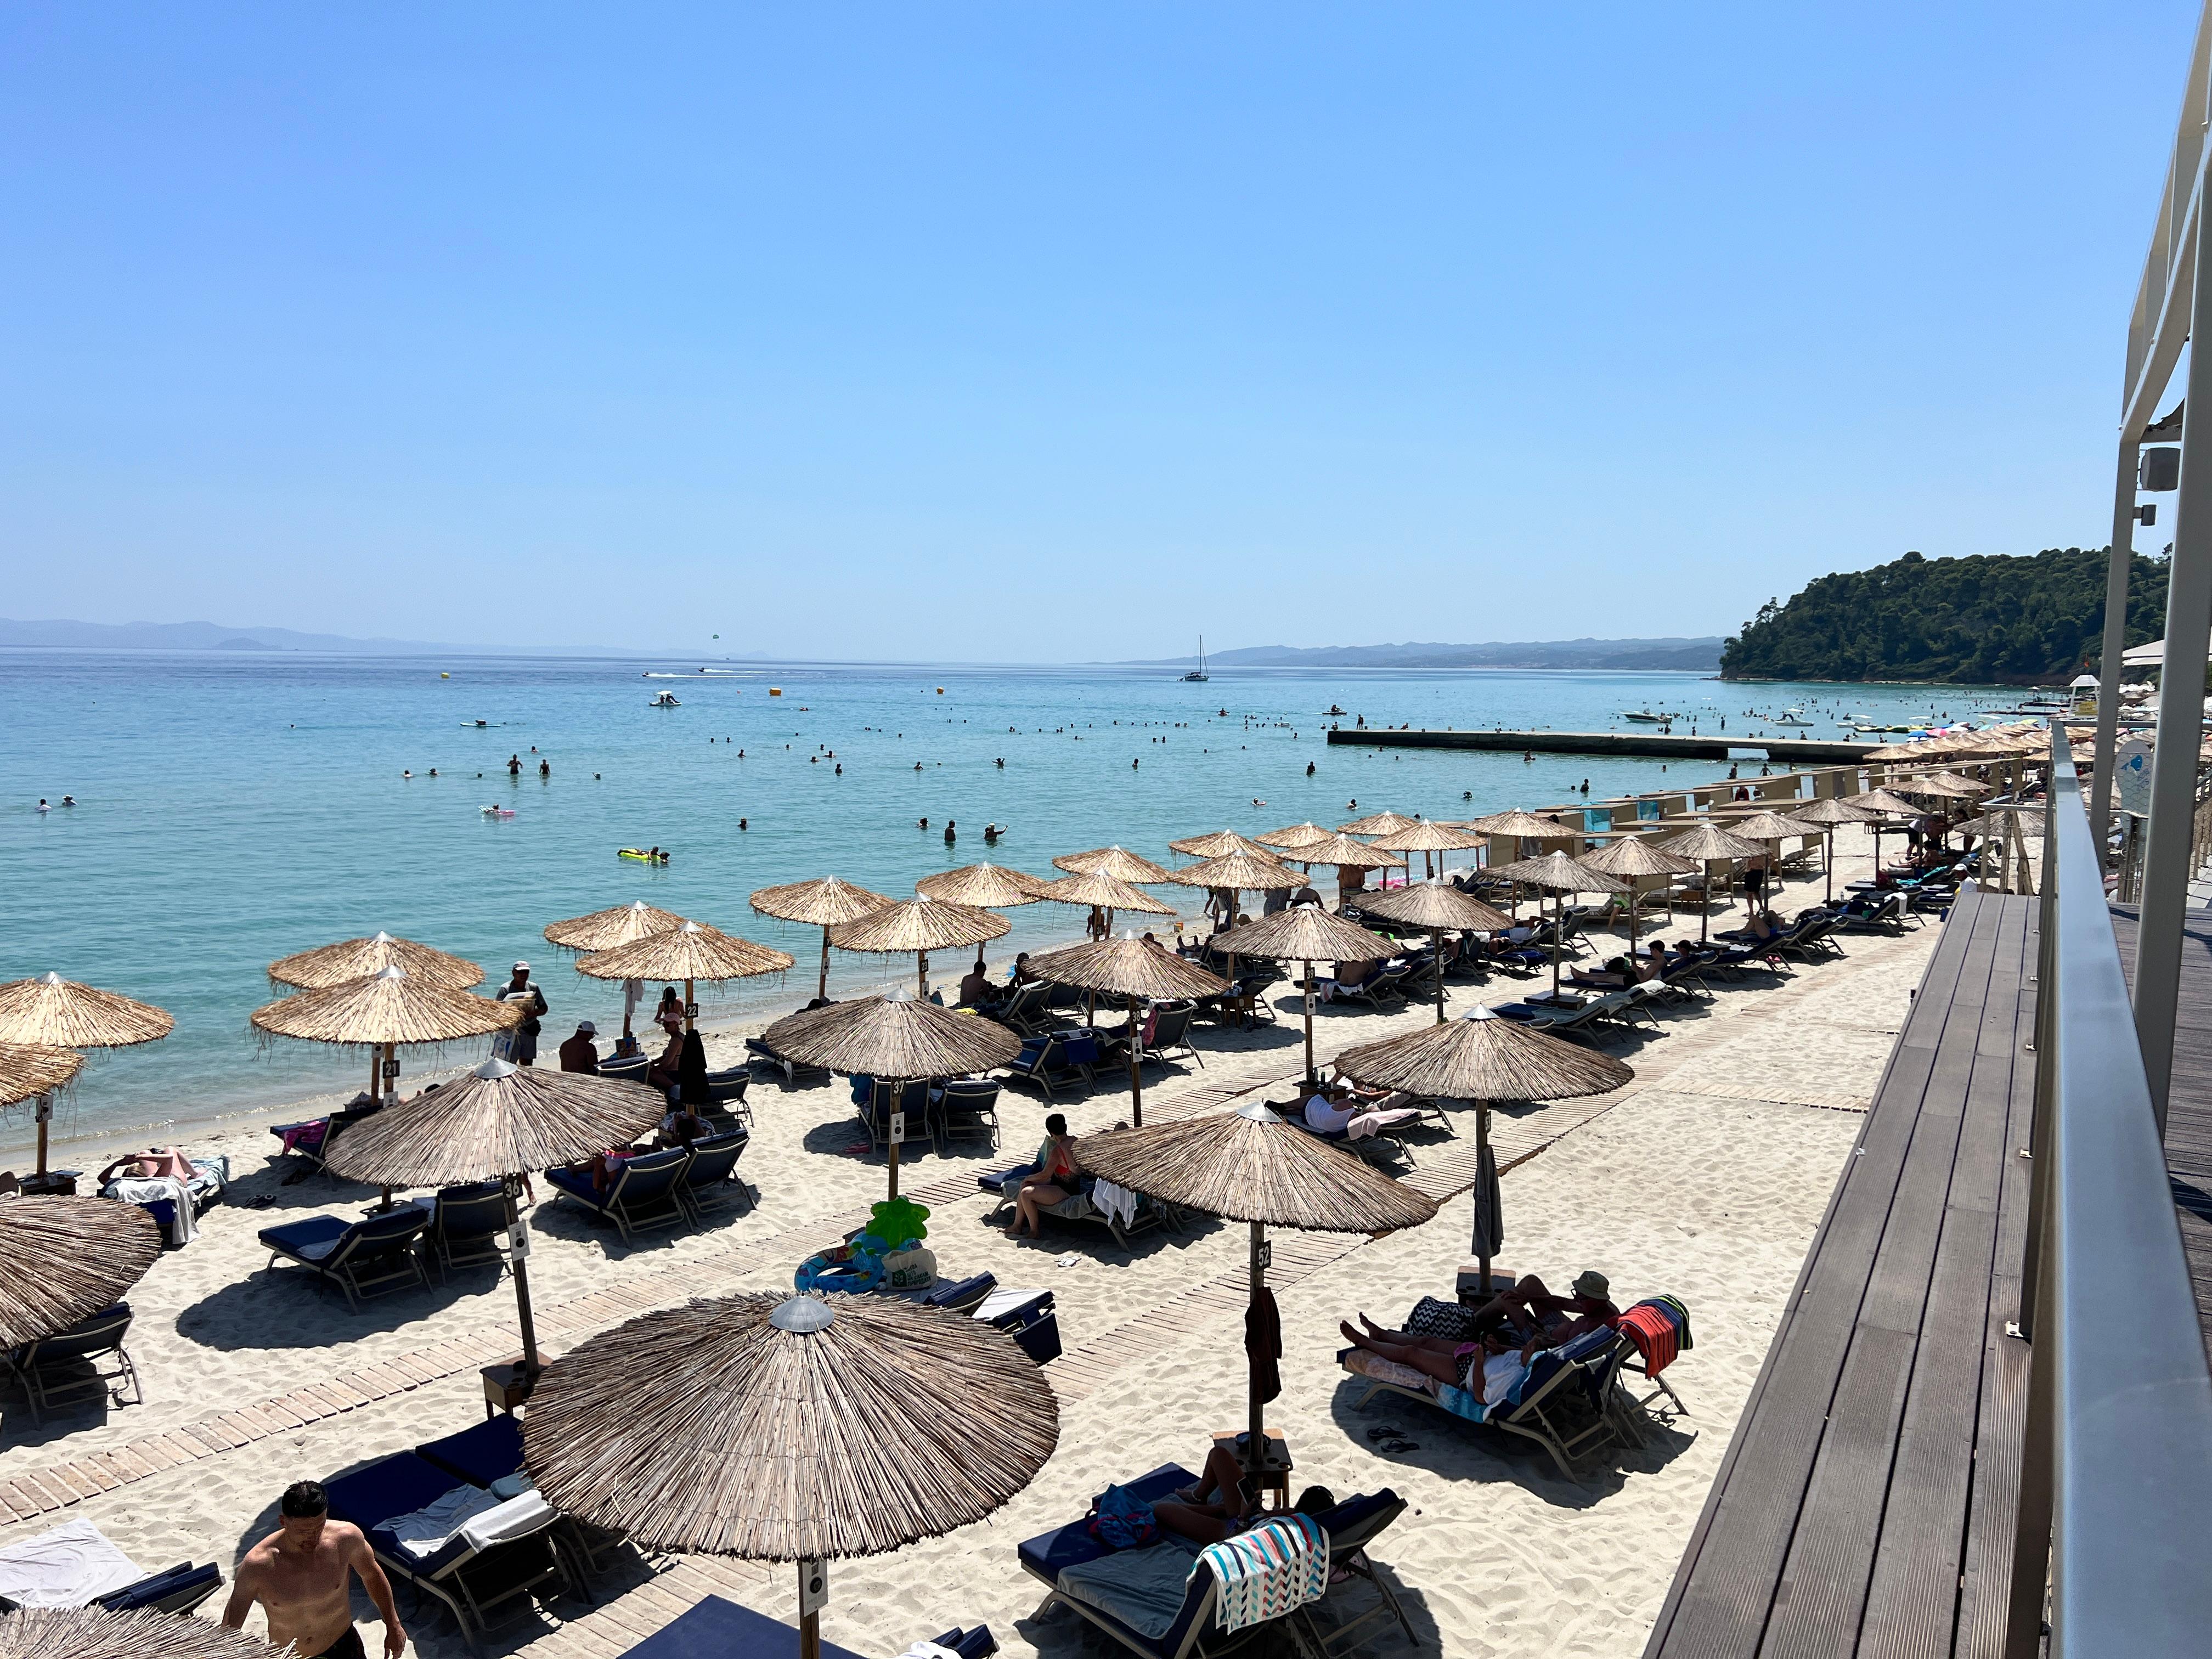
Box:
left=1302, top=1080, right=1420, bottom=1139
left=1466, top=1271, right=1619, bottom=1345
left=1152, top=1446, right=1339, bottom=1543
left=957, top=957, right=1000, bottom=1011
left=1313, top=957, right=1381, bottom=1003
left=1339, top=1319, right=1537, bottom=1404
left=657, top=1100, right=708, bottom=1149
left=1007, top=1113, right=1081, bottom=1239
left=646, top=1031, right=685, bottom=1096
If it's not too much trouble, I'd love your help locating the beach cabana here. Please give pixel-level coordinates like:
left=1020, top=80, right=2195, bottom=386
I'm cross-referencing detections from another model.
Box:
left=1211, top=906, right=1398, bottom=1081
left=1483, top=853, right=1629, bottom=994
left=750, top=878, right=891, bottom=1003
left=1335, top=1013, right=1630, bottom=1291
left=1076, top=1102, right=1437, bottom=1476
left=0, top=974, right=174, bottom=1183
left=1651, top=822, right=1763, bottom=941
left=1019, top=935, right=1228, bottom=1123
left=577, top=921, right=794, bottom=1035
left=324, top=1057, right=663, bottom=1379
left=0, top=1197, right=161, bottom=1349
left=268, top=932, right=483, bottom=992
left=1051, top=845, right=1175, bottom=884
left=827, top=899, right=1007, bottom=1001
left=757, top=994, right=1020, bottom=1196
left=1353, top=880, right=1513, bottom=1023
left=522, top=1290, right=1057, bottom=1659
left=0, top=1603, right=285, bottom=1658
left=1576, top=834, right=1700, bottom=952
left=251, top=965, right=521, bottom=1115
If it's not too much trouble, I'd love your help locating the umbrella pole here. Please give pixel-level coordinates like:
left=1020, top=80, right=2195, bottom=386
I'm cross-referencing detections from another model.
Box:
left=1127, top=992, right=1144, bottom=1126
left=368, top=1050, right=380, bottom=1103
left=1476, top=1100, right=1493, bottom=1293
left=33, top=1094, right=48, bottom=1180
left=1434, top=932, right=1446, bottom=1025
left=1301, top=960, right=1316, bottom=1082
left=1700, top=865, right=1711, bottom=944
left=1550, top=892, right=1561, bottom=997
left=505, top=1177, right=541, bottom=1375
left=1248, top=1219, right=1268, bottom=1480
left=917, top=952, right=929, bottom=1000
left=819, top=927, right=832, bottom=1002
left=799, top=1565, right=822, bottom=1659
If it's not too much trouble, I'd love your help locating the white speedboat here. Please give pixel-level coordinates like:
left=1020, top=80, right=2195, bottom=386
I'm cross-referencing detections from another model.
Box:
left=1621, top=710, right=1666, bottom=723
left=1771, top=709, right=1816, bottom=727
left=649, top=690, right=681, bottom=708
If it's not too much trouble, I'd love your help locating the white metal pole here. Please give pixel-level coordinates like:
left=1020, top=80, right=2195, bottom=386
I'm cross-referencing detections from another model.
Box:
left=2133, top=168, right=2212, bottom=1127
left=2089, top=438, right=2142, bottom=862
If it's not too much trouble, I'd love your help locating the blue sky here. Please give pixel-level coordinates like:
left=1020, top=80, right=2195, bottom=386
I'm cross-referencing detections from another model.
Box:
left=0, top=4, right=2197, bottom=661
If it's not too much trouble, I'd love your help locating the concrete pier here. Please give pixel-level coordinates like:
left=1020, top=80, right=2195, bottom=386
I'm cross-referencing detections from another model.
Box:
left=1324, top=727, right=1882, bottom=763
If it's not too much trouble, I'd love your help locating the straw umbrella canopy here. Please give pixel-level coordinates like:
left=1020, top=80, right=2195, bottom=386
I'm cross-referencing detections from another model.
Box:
left=1034, top=868, right=1176, bottom=918
left=915, top=863, right=1054, bottom=908
left=1790, top=798, right=1880, bottom=902
left=1901, top=771, right=1991, bottom=799
left=1715, top=809, right=1826, bottom=910
left=1166, top=850, right=1302, bottom=894
left=1369, top=819, right=1487, bottom=880
left=1279, top=831, right=1405, bottom=881
left=0, top=1045, right=83, bottom=1108
left=751, top=878, right=893, bottom=1002
left=1460, top=808, right=1572, bottom=838
left=325, top=1057, right=664, bottom=1376
left=1334, top=1014, right=1630, bottom=1289
left=1485, top=853, right=1629, bottom=994
left=1337, top=809, right=1420, bottom=836
left=0, top=977, right=171, bottom=1182
left=1353, top=880, right=1513, bottom=1025
left=1169, top=828, right=1279, bottom=860
left=0, top=1604, right=286, bottom=1659
left=523, top=1291, right=1058, bottom=1659
left=268, top=932, right=483, bottom=992
left=827, top=900, right=1008, bottom=1001
left=1212, top=907, right=1398, bottom=1081
left=578, top=922, right=795, bottom=1035
left=1844, top=787, right=1926, bottom=816
left=1255, top=822, right=1332, bottom=851
left=1020, top=935, right=1229, bottom=1124
left=1654, top=821, right=1764, bottom=941
left=763, top=994, right=1020, bottom=1197
left=544, top=901, right=689, bottom=952
left=1076, top=1102, right=1437, bottom=1471
left=1052, top=846, right=1175, bottom=884
left=0, top=1197, right=161, bottom=1348
left=1578, top=833, right=1700, bottom=953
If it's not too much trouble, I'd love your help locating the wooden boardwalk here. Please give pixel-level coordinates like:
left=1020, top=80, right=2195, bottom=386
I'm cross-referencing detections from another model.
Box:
left=1644, top=885, right=2038, bottom=1659
left=2103, top=904, right=2212, bottom=1361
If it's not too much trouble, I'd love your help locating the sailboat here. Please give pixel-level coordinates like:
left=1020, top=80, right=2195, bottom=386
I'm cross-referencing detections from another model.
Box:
left=1181, top=636, right=1210, bottom=682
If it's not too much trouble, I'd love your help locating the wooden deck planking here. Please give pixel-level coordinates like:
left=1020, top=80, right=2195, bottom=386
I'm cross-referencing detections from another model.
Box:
left=1645, top=887, right=2035, bottom=1659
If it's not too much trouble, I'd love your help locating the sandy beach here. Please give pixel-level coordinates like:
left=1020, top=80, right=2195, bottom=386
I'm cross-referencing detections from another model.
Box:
left=0, top=825, right=1937, bottom=1657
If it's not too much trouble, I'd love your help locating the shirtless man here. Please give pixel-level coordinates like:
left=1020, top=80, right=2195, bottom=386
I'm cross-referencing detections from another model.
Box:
left=223, top=1480, right=405, bottom=1658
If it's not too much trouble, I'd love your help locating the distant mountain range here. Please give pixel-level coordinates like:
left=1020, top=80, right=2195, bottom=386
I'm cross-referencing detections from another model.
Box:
left=1135, top=637, right=1725, bottom=672
left=0, top=617, right=510, bottom=655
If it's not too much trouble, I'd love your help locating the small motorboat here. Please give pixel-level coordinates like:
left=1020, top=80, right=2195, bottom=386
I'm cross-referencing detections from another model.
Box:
left=1621, top=710, right=1666, bottom=723
left=1771, top=709, right=1816, bottom=727
left=649, top=690, right=681, bottom=708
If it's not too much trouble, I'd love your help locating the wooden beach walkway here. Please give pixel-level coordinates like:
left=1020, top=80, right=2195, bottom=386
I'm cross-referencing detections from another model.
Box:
left=1643, top=884, right=2038, bottom=1659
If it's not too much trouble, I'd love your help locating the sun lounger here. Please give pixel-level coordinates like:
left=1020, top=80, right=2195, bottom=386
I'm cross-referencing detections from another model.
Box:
left=597, top=1053, right=651, bottom=1086
left=544, top=1147, right=692, bottom=1242
left=994, top=980, right=1054, bottom=1034
left=413, top=1414, right=609, bottom=1582
left=977, top=1165, right=1171, bottom=1249
left=0, top=1520, right=219, bottom=1615
left=323, top=1450, right=569, bottom=1652
left=4, top=1304, right=140, bottom=1425
left=933, top=1078, right=1003, bottom=1152
left=1002, top=1032, right=1096, bottom=1101
left=268, top=1099, right=384, bottom=1178
left=744, top=1034, right=831, bottom=1086
left=856, top=1078, right=936, bottom=1156
left=258, top=1206, right=432, bottom=1311
left=676, top=1129, right=752, bottom=1220
left=424, top=1182, right=509, bottom=1282
left=1275, top=1101, right=1411, bottom=1169
left=92, top=1559, right=222, bottom=1616
left=1019, top=1464, right=1406, bottom=1659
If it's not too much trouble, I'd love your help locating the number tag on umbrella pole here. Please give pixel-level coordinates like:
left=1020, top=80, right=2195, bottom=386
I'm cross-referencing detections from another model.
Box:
left=889, top=1111, right=906, bottom=1144
left=382, top=1058, right=400, bottom=1081
left=798, top=1559, right=828, bottom=1615
left=33, top=1096, right=50, bottom=1125
left=1254, top=1240, right=1272, bottom=1270
left=508, top=1221, right=533, bottom=1259
left=685, top=1001, right=699, bottom=1020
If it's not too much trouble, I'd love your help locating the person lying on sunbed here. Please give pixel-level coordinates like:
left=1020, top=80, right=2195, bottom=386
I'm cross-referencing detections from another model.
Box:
left=1301, top=1080, right=1420, bottom=1139
left=97, top=1148, right=200, bottom=1185
left=1313, top=958, right=1382, bottom=1003
left=1467, top=1271, right=1618, bottom=1344
left=1339, top=1321, right=1537, bottom=1403
left=1153, top=1444, right=1340, bottom=1544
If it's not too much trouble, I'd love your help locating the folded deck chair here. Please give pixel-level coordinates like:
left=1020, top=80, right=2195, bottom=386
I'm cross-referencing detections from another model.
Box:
left=258, top=1207, right=431, bottom=1312
left=426, top=1182, right=509, bottom=1282
left=544, top=1147, right=692, bottom=1243
left=676, top=1129, right=753, bottom=1220
left=4, top=1304, right=140, bottom=1425
left=323, top=1451, right=569, bottom=1654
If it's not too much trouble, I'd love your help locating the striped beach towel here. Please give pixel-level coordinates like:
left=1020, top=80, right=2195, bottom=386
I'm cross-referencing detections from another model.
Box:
left=1618, top=1297, right=1689, bottom=1375
left=1194, top=1512, right=1329, bottom=1632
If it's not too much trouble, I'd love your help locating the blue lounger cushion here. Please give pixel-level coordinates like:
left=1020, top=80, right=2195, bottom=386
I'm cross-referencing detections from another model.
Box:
left=414, top=1415, right=523, bottom=1489
left=543, top=1167, right=601, bottom=1206
left=324, top=1452, right=486, bottom=1578
left=257, top=1215, right=353, bottom=1261
left=1016, top=1463, right=1194, bottom=1583
left=615, top=1593, right=868, bottom=1658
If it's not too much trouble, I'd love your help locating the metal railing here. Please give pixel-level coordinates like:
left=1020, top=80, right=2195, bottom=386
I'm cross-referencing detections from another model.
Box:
left=2007, top=723, right=2212, bottom=1655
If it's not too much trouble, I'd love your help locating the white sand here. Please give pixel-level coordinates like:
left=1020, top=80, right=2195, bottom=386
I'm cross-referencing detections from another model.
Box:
left=0, top=827, right=1937, bottom=1657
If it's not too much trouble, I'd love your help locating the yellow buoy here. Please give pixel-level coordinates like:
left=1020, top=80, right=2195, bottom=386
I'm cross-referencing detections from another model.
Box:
left=770, top=687, right=782, bottom=697
left=936, top=687, right=945, bottom=695
left=440, top=672, right=450, bottom=678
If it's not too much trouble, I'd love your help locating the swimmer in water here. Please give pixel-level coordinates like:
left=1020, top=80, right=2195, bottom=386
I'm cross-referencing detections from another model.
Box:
left=60, top=795, right=75, bottom=806
left=738, top=817, right=748, bottom=829
left=944, top=820, right=956, bottom=843
left=427, top=769, right=436, bottom=778
left=995, top=757, right=1005, bottom=768
left=1306, top=762, right=1316, bottom=776
left=37, top=799, right=48, bottom=812
left=539, top=760, right=550, bottom=778
left=918, top=817, right=929, bottom=830
left=403, top=770, right=413, bottom=778
left=509, top=754, right=522, bottom=776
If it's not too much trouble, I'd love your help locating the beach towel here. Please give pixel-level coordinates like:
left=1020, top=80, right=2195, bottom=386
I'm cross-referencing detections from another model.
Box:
left=1342, top=1348, right=1434, bottom=1394
left=456, top=1489, right=555, bottom=1554
left=1195, top=1513, right=1328, bottom=1632
left=1058, top=1537, right=1204, bottom=1640
left=103, top=1177, right=195, bottom=1246
left=279, top=1120, right=328, bottom=1155
left=384, top=1484, right=506, bottom=1560
left=0, top=1520, right=143, bottom=1608
left=1617, top=1304, right=1678, bottom=1375
left=1246, top=1286, right=1282, bottom=1406
left=1090, top=1179, right=1139, bottom=1232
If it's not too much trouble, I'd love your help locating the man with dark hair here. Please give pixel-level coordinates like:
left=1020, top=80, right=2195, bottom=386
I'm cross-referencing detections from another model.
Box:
left=223, top=1480, right=405, bottom=1657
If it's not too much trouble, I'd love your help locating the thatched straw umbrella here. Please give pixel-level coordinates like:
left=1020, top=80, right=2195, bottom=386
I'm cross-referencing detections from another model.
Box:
left=1277, top=832, right=1405, bottom=907
left=523, top=1291, right=1058, bottom=1659
left=1353, top=881, right=1512, bottom=1024
left=1166, top=849, right=1304, bottom=945
left=1211, top=907, right=1397, bottom=1081
left=1032, top=871, right=1177, bottom=1006
left=251, top=966, right=521, bottom=1115
left=325, top=1057, right=664, bottom=1376
left=1255, top=822, right=1332, bottom=852
left=751, top=878, right=893, bottom=1003
left=1484, top=853, right=1629, bottom=995
left=1020, top=936, right=1228, bottom=1124
left=1653, top=821, right=1763, bottom=941
left=1076, top=1102, right=1437, bottom=1472
left=1790, top=797, right=1878, bottom=901
left=1052, top=846, right=1174, bottom=884
left=915, top=863, right=1054, bottom=909
left=0, top=974, right=174, bottom=1182
left=0, top=1045, right=83, bottom=1110
left=578, top=922, right=794, bottom=1037
left=759, top=996, right=1020, bottom=1197
left=1577, top=834, right=1700, bottom=954
left=543, top=901, right=692, bottom=1044
left=1718, top=809, right=1826, bottom=905
left=1337, top=809, right=1419, bottom=836
left=1335, top=1014, right=1630, bottom=1289
left=1169, top=828, right=1278, bottom=860
left=1369, top=819, right=1487, bottom=881
left=0, top=1604, right=286, bottom=1658
left=268, top=932, right=483, bottom=992
left=0, top=1198, right=161, bottom=1348
left=827, top=900, right=1007, bottom=1002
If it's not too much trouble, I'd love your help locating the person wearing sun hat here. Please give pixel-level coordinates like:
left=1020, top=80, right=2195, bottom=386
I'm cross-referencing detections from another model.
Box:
left=558, top=1019, right=600, bottom=1074
left=1466, top=1268, right=1620, bottom=1345
left=495, top=960, right=549, bottom=1065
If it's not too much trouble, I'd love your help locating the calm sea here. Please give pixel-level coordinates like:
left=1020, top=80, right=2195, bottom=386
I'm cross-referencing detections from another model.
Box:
left=0, top=650, right=2014, bottom=1141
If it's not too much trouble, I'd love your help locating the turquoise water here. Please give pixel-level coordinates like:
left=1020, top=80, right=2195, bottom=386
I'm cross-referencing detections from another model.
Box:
left=0, top=650, right=2014, bottom=1132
